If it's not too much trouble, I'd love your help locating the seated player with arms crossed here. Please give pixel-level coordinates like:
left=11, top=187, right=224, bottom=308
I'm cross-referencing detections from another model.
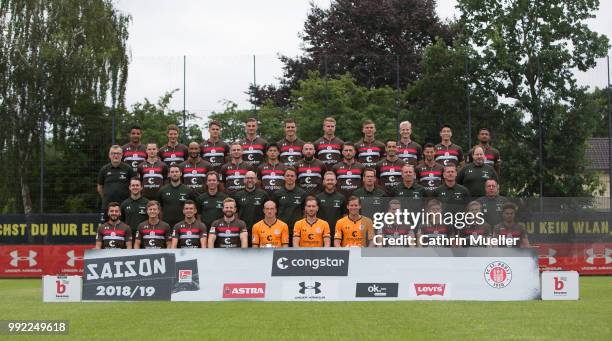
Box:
left=95, top=202, right=132, bottom=249
left=134, top=200, right=171, bottom=249
left=334, top=196, right=375, bottom=247
left=293, top=196, right=331, bottom=247
left=208, top=198, right=248, bottom=248
left=170, top=200, right=207, bottom=249
left=252, top=200, right=290, bottom=248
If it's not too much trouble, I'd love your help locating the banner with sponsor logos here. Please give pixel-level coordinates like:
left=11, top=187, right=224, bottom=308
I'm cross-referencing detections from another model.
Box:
left=0, top=245, right=89, bottom=277
left=82, top=248, right=540, bottom=301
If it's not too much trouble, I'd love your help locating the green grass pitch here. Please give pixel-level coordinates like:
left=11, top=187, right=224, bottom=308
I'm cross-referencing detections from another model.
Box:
left=0, top=277, right=610, bottom=340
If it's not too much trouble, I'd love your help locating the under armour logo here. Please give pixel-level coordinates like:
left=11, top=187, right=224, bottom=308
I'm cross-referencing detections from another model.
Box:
left=66, top=250, right=84, bottom=267
left=9, top=250, right=37, bottom=267
left=585, top=247, right=612, bottom=265
left=299, top=281, right=321, bottom=294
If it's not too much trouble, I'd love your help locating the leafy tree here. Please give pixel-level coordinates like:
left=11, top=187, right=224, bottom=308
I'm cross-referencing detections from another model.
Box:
left=457, top=0, right=610, bottom=196
left=249, top=0, right=453, bottom=107
left=586, top=87, right=611, bottom=138
left=0, top=0, right=130, bottom=213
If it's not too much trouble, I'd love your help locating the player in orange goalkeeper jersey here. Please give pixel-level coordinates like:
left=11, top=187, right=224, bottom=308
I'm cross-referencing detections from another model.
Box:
left=252, top=200, right=289, bottom=248
left=334, top=196, right=375, bottom=247
left=293, top=196, right=331, bottom=247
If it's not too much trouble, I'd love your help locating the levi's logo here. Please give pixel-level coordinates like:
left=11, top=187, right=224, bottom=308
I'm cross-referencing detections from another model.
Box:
left=223, top=283, right=266, bottom=298
left=414, top=283, right=446, bottom=296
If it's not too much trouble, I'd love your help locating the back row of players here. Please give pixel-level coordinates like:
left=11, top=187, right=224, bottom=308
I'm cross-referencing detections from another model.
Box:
left=97, top=117, right=519, bottom=249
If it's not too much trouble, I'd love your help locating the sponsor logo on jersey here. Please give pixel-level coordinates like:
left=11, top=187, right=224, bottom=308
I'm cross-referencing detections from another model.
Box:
left=355, top=283, right=399, bottom=298
left=271, top=250, right=349, bottom=276
left=222, top=283, right=266, bottom=298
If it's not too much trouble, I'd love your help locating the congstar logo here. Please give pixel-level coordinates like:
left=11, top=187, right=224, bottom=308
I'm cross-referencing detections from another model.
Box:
left=271, top=250, right=350, bottom=276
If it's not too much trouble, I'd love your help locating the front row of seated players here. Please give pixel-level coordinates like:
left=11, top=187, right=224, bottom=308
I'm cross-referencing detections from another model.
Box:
left=95, top=195, right=529, bottom=249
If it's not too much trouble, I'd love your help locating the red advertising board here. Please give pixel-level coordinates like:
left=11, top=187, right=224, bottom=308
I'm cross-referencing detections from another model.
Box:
left=0, top=245, right=90, bottom=277
left=537, top=243, right=612, bottom=275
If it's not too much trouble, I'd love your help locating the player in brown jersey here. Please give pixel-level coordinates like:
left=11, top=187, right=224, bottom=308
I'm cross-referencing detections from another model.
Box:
left=278, top=118, right=305, bottom=168
left=492, top=202, right=530, bottom=248
left=467, top=127, right=501, bottom=175
left=240, top=117, right=267, bottom=168
left=376, top=140, right=406, bottom=193
left=435, top=124, right=464, bottom=167
left=95, top=202, right=132, bottom=249
left=208, top=197, right=248, bottom=248
left=293, top=197, right=331, bottom=247
left=297, top=142, right=326, bottom=195
left=457, top=201, right=491, bottom=247
left=355, top=120, right=385, bottom=169
left=138, top=142, right=168, bottom=199
left=332, top=142, right=365, bottom=197
left=377, top=199, right=416, bottom=247
left=257, top=143, right=286, bottom=195
left=220, top=143, right=254, bottom=195
left=122, top=125, right=147, bottom=173
left=171, top=200, right=207, bottom=248
left=415, top=143, right=444, bottom=194
left=200, top=120, right=229, bottom=172
left=397, top=121, right=422, bottom=165
left=417, top=199, right=452, bottom=247
left=134, top=201, right=171, bottom=249
left=159, top=124, right=188, bottom=166
left=179, top=142, right=213, bottom=194
left=314, top=117, right=344, bottom=170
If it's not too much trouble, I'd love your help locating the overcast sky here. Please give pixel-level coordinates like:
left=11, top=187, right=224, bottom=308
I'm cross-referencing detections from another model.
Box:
left=115, top=0, right=612, bottom=128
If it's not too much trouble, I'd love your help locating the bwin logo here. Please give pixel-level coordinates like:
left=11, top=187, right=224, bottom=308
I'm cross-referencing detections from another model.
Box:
left=276, top=257, right=288, bottom=269
left=66, top=250, right=84, bottom=267
left=9, top=250, right=37, bottom=267
left=299, top=281, right=321, bottom=295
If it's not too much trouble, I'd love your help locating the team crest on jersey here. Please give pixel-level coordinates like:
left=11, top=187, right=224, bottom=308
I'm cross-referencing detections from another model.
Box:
left=316, top=228, right=321, bottom=233
left=192, top=170, right=197, bottom=174
left=186, top=230, right=192, bottom=235
left=347, top=171, right=352, bottom=176
left=275, top=229, right=280, bottom=235
left=326, top=146, right=332, bottom=150
left=234, top=171, right=240, bottom=176
left=149, top=231, right=155, bottom=236
left=171, top=154, right=176, bottom=158
left=111, top=232, right=116, bottom=237
left=249, top=146, right=253, bottom=151
left=367, top=149, right=372, bottom=153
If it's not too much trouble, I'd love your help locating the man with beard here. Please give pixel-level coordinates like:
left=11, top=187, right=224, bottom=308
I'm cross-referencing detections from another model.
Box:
left=435, top=124, right=464, bottom=167
left=293, top=196, right=331, bottom=247
left=220, top=143, right=253, bottom=195
left=376, top=140, right=405, bottom=193
left=278, top=118, right=305, bottom=168
left=179, top=142, right=213, bottom=194
left=397, top=121, right=422, bottom=165
left=200, top=120, right=229, bottom=172
left=208, top=198, right=248, bottom=248
left=240, top=118, right=267, bottom=168
left=156, top=165, right=197, bottom=227
left=378, top=199, right=415, bottom=248
left=492, top=202, right=530, bottom=248
left=415, top=143, right=444, bottom=195
left=355, top=120, right=385, bottom=169
left=417, top=199, right=452, bottom=247
left=134, top=201, right=171, bottom=249
left=457, top=201, right=491, bottom=247
left=297, top=142, right=326, bottom=195
left=234, top=171, right=269, bottom=235
left=252, top=200, right=289, bottom=248
left=353, top=168, right=387, bottom=219
left=171, top=200, right=207, bottom=248
left=97, top=145, right=134, bottom=210
left=315, top=171, right=346, bottom=237
left=457, top=146, right=498, bottom=198
left=159, top=124, right=188, bottom=166
left=257, top=143, right=286, bottom=195
left=138, top=142, right=168, bottom=199
left=120, top=177, right=149, bottom=239
left=476, top=179, right=508, bottom=226
left=332, top=142, right=365, bottom=197
left=95, top=202, right=132, bottom=249
left=467, top=128, right=501, bottom=175
left=121, top=125, right=147, bottom=173
left=195, top=171, right=228, bottom=229
left=314, top=117, right=344, bottom=170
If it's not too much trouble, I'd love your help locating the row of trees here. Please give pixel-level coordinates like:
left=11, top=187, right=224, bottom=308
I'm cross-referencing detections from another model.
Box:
left=0, top=0, right=609, bottom=213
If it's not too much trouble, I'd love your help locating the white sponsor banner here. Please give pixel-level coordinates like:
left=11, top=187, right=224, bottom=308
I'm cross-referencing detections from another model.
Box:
left=541, top=271, right=579, bottom=300
left=43, top=275, right=82, bottom=302
left=83, top=248, right=540, bottom=301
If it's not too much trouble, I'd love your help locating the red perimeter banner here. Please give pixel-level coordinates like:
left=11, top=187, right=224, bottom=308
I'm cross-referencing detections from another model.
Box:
left=0, top=245, right=90, bottom=278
